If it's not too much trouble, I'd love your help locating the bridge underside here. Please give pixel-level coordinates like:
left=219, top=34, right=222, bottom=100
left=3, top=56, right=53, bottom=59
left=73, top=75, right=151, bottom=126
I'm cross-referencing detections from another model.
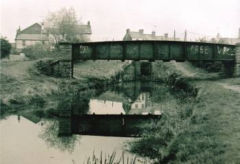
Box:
left=63, top=40, right=236, bottom=61
left=59, top=114, right=161, bottom=137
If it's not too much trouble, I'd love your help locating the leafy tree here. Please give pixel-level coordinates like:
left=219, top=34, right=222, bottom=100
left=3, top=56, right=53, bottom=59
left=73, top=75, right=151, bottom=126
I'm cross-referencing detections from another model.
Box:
left=44, top=8, right=84, bottom=45
left=0, top=37, right=11, bottom=59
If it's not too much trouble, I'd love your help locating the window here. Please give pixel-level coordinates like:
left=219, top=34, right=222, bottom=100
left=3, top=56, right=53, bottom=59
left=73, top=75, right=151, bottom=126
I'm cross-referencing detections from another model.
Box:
left=22, top=40, right=26, bottom=46
left=135, top=104, right=138, bottom=108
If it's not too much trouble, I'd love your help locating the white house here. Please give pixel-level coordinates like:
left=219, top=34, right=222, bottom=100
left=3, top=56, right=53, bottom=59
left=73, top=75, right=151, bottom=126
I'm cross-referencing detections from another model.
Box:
left=15, top=23, right=49, bottom=51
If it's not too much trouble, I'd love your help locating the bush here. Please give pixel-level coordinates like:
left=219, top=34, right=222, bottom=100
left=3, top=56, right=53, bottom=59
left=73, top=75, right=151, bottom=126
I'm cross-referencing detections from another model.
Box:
left=167, top=73, right=198, bottom=97
left=0, top=37, right=11, bottom=59
left=191, top=61, right=222, bottom=72
left=0, top=100, right=11, bottom=116
left=35, top=59, right=54, bottom=75
left=22, top=43, right=54, bottom=59
left=29, top=95, right=46, bottom=108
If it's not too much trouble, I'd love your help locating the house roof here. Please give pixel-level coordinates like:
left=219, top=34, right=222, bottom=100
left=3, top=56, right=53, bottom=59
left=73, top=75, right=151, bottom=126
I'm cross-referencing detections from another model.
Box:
left=18, top=23, right=42, bottom=34
left=15, top=23, right=48, bottom=41
left=124, top=29, right=165, bottom=41
left=127, top=31, right=164, bottom=40
left=219, top=37, right=240, bottom=45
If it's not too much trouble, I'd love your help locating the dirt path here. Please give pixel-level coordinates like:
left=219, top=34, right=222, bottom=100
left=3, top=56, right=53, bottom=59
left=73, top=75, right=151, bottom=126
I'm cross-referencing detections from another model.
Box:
left=0, top=60, right=35, bottom=80
left=217, top=82, right=240, bottom=93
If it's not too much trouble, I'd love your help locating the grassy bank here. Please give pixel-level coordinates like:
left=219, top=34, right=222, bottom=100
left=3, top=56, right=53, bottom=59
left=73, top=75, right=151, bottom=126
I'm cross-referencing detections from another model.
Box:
left=1, top=59, right=240, bottom=163
left=0, top=59, right=130, bottom=118
left=129, top=62, right=240, bottom=163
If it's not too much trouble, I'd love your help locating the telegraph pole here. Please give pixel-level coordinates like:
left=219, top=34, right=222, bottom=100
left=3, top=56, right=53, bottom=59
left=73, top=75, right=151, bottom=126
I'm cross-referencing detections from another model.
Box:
left=184, top=30, right=187, bottom=41
left=174, top=30, right=176, bottom=40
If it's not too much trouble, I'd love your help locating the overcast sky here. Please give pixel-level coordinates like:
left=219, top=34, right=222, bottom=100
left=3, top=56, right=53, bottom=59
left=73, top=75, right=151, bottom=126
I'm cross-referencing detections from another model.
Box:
left=1, top=0, right=240, bottom=42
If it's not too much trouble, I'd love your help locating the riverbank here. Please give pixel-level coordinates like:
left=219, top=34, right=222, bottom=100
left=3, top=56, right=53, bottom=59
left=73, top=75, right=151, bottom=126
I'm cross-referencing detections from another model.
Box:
left=129, top=61, right=240, bottom=163
left=0, top=59, right=130, bottom=118
left=1, top=59, right=240, bottom=163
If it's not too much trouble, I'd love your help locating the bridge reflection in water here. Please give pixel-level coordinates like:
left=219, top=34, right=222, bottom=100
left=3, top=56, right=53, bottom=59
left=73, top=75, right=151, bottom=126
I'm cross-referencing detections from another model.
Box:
left=58, top=82, right=170, bottom=137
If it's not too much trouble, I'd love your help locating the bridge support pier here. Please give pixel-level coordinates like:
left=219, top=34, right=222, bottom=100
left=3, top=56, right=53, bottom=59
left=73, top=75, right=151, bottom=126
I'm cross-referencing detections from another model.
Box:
left=222, top=61, right=235, bottom=77
left=134, top=61, right=141, bottom=80
left=234, top=43, right=240, bottom=77
left=59, top=44, right=73, bottom=78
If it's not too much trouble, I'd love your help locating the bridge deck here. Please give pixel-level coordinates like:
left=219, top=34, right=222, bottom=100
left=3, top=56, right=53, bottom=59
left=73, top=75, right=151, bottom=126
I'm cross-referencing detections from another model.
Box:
left=60, top=40, right=236, bottom=61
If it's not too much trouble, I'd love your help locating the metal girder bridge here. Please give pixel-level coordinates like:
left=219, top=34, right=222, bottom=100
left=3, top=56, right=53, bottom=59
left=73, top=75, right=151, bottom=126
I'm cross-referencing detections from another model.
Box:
left=61, top=40, right=236, bottom=62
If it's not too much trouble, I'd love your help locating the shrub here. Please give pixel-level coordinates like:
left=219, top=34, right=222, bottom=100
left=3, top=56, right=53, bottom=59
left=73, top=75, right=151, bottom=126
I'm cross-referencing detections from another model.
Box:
left=0, top=100, right=11, bottom=116
left=22, top=43, right=54, bottom=59
left=35, top=59, right=54, bottom=75
left=29, top=95, right=46, bottom=108
left=0, top=37, right=11, bottom=59
left=191, top=61, right=222, bottom=72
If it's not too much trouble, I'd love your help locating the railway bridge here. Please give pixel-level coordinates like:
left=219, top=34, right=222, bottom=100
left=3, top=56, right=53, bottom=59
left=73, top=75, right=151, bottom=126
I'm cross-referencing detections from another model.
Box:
left=58, top=40, right=239, bottom=77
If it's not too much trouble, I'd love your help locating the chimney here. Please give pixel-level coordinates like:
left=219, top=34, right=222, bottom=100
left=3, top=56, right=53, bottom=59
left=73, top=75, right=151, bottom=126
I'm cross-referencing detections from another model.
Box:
left=164, top=33, right=168, bottom=39
left=41, top=22, right=44, bottom=30
left=126, top=28, right=130, bottom=33
left=238, top=28, right=240, bottom=39
left=152, top=31, right=156, bottom=36
left=217, top=33, right=220, bottom=39
left=87, top=21, right=90, bottom=26
left=173, top=30, right=176, bottom=40
left=139, top=29, right=144, bottom=34
left=17, top=26, right=21, bottom=34
left=184, top=30, right=187, bottom=41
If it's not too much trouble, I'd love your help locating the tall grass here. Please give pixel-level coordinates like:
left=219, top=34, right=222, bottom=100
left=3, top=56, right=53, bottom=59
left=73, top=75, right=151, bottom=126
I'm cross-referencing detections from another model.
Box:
left=83, top=151, right=151, bottom=164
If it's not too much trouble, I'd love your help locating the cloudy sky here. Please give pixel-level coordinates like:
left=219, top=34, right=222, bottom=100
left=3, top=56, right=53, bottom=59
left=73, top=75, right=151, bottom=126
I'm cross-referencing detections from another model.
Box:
left=1, top=0, right=240, bottom=42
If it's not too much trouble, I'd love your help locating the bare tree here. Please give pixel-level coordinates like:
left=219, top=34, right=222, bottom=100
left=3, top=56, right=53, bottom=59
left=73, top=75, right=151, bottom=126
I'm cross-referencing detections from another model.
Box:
left=44, top=8, right=81, bottom=45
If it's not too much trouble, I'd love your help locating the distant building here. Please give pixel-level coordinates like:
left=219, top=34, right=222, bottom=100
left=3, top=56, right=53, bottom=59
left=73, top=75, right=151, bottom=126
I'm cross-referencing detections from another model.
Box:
left=15, top=23, right=49, bottom=51
left=123, top=29, right=179, bottom=41
left=214, top=28, right=240, bottom=45
left=123, top=29, right=162, bottom=41
left=75, top=21, right=92, bottom=42
left=15, top=21, right=92, bottom=51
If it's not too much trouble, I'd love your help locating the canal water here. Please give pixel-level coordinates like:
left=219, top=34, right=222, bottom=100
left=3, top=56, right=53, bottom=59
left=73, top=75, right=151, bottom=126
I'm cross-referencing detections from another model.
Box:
left=0, top=82, right=182, bottom=164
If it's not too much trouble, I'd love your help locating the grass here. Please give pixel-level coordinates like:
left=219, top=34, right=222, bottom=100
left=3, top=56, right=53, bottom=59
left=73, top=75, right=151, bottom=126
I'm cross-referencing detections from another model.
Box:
left=83, top=151, right=150, bottom=164
left=73, top=61, right=129, bottom=80
left=129, top=69, right=240, bottom=163
left=1, top=58, right=240, bottom=163
left=0, top=59, right=129, bottom=118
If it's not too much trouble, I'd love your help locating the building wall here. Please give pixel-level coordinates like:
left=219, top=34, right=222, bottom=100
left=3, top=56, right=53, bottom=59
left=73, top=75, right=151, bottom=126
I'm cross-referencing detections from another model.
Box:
left=16, top=40, right=49, bottom=51
left=16, top=40, right=24, bottom=50
left=77, top=34, right=91, bottom=42
left=123, top=34, right=132, bottom=41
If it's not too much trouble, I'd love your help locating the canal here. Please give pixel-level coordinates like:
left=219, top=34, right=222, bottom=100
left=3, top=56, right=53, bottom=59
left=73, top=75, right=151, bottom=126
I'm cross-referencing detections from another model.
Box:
left=0, top=81, right=186, bottom=163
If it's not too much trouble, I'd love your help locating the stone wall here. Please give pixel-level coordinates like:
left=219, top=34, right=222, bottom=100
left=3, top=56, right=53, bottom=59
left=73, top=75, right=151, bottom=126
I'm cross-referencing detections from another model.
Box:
left=35, top=59, right=72, bottom=78
left=58, top=44, right=72, bottom=60
left=51, top=60, right=72, bottom=78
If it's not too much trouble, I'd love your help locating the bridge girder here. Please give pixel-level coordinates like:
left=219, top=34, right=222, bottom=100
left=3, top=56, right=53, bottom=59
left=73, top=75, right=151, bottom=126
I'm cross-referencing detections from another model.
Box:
left=60, top=40, right=236, bottom=62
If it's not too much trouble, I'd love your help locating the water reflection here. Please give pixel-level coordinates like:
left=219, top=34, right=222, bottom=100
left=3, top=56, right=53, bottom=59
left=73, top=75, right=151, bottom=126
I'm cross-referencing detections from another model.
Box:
left=89, top=99, right=125, bottom=114
left=0, top=82, right=180, bottom=163
left=85, top=82, right=169, bottom=115
left=58, top=82, right=182, bottom=137
left=0, top=115, right=135, bottom=164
